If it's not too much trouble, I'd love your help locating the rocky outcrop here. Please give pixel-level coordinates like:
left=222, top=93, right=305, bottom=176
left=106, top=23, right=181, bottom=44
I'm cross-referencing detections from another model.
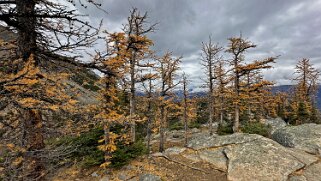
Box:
left=147, top=123, right=321, bottom=180
left=261, top=117, right=287, bottom=134
left=180, top=133, right=321, bottom=181
left=223, top=138, right=303, bottom=181
left=272, top=124, right=321, bottom=155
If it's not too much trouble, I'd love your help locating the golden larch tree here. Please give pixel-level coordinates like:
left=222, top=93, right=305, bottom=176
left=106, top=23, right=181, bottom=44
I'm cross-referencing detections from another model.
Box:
left=155, top=52, right=181, bottom=152
left=226, top=36, right=276, bottom=132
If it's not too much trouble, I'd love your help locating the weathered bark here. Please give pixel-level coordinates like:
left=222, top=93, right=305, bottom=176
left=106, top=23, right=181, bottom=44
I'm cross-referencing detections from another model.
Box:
left=16, top=0, right=37, bottom=61
left=146, top=116, right=152, bottom=155
left=208, top=94, right=214, bottom=135
left=159, top=103, right=166, bottom=152
left=220, top=95, right=224, bottom=125
left=233, top=64, right=240, bottom=133
left=146, top=79, right=153, bottom=155
left=129, top=55, right=136, bottom=142
left=183, top=74, right=188, bottom=146
left=22, top=109, right=45, bottom=181
left=233, top=104, right=240, bottom=132
left=208, top=49, right=215, bottom=135
left=103, top=124, right=111, bottom=163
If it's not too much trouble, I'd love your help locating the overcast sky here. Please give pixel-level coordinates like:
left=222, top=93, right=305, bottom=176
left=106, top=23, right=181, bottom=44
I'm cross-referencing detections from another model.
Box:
left=77, top=0, right=321, bottom=88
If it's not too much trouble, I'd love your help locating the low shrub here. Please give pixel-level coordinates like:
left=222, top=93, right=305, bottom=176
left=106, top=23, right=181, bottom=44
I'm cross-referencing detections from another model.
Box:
left=50, top=127, right=105, bottom=168
left=83, top=83, right=100, bottom=92
left=217, top=123, right=233, bottom=135
left=49, top=127, right=147, bottom=168
left=188, top=121, right=201, bottom=129
left=169, top=121, right=184, bottom=131
left=110, top=140, right=147, bottom=168
left=241, top=121, right=271, bottom=137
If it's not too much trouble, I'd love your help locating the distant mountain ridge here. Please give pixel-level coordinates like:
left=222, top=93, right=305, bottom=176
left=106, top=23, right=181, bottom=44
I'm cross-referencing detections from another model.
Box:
left=169, top=85, right=321, bottom=110
left=271, top=85, right=321, bottom=110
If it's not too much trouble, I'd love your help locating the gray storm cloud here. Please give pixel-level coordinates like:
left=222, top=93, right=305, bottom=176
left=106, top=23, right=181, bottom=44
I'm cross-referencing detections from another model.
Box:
left=77, top=0, right=321, bottom=87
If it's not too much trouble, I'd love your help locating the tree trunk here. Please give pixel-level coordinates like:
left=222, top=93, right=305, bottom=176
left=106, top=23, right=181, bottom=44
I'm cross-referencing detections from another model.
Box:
left=130, top=57, right=136, bottom=143
left=220, top=96, right=224, bottom=125
left=146, top=116, right=152, bottom=155
left=233, top=104, right=240, bottom=132
left=208, top=97, right=214, bottom=135
left=22, top=109, right=45, bottom=181
left=146, top=93, right=152, bottom=155
left=183, top=80, right=188, bottom=146
left=103, top=124, right=112, bottom=163
left=208, top=75, right=215, bottom=135
left=233, top=73, right=240, bottom=133
left=129, top=93, right=136, bottom=143
left=16, top=0, right=37, bottom=61
left=159, top=104, right=165, bottom=152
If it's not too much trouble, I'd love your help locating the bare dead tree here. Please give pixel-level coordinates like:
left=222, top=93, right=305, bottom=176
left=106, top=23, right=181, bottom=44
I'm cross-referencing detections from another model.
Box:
left=182, top=72, right=188, bottom=146
left=200, top=36, right=223, bottom=135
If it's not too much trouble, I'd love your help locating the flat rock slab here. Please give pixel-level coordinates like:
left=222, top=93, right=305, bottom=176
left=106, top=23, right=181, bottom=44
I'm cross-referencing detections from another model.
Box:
left=139, top=173, right=161, bottom=181
left=187, top=133, right=261, bottom=150
left=164, top=147, right=186, bottom=155
left=181, top=152, right=201, bottom=162
left=272, top=124, right=321, bottom=155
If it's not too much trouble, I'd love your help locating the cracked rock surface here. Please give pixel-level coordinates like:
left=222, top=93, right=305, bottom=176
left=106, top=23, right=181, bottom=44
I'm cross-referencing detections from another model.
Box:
left=181, top=133, right=320, bottom=181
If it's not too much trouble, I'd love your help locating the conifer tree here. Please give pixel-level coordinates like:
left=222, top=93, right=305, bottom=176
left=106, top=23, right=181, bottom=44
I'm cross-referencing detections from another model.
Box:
left=294, top=59, right=320, bottom=103
left=156, top=52, right=181, bottom=152
left=0, top=1, right=103, bottom=179
left=140, top=70, right=157, bottom=155
left=122, top=8, right=155, bottom=142
left=226, top=36, right=276, bottom=132
left=95, top=32, right=128, bottom=168
left=214, top=60, right=229, bottom=125
left=293, top=58, right=320, bottom=124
